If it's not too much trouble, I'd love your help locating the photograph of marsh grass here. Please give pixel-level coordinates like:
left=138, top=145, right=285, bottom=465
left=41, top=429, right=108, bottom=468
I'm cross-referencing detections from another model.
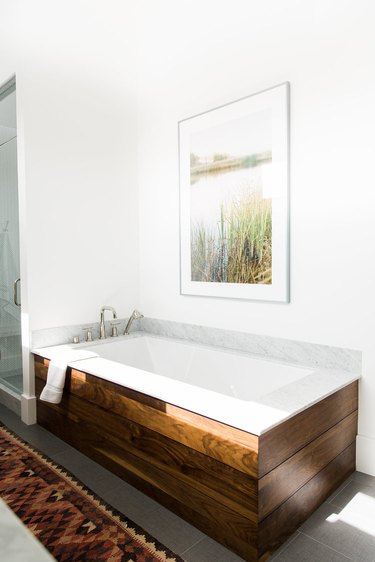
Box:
left=190, top=109, right=273, bottom=284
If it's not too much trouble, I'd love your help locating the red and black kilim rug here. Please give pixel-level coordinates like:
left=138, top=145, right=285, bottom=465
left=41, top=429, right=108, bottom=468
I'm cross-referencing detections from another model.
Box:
left=0, top=422, right=184, bottom=561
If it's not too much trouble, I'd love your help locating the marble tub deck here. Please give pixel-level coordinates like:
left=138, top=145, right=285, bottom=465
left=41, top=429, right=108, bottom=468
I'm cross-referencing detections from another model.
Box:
left=32, top=316, right=362, bottom=374
left=33, top=330, right=359, bottom=436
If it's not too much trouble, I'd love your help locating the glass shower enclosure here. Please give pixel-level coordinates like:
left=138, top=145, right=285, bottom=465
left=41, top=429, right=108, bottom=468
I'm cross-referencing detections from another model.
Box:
left=0, top=77, right=22, bottom=395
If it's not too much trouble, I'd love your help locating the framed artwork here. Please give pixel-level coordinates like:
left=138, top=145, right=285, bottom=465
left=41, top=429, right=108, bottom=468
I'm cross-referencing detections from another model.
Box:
left=179, top=82, right=290, bottom=302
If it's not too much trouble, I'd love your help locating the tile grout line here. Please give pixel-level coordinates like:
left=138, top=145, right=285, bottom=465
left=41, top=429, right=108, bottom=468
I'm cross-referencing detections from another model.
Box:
left=299, top=531, right=357, bottom=561
left=327, top=476, right=355, bottom=505
left=269, top=531, right=300, bottom=560
left=179, top=536, right=206, bottom=557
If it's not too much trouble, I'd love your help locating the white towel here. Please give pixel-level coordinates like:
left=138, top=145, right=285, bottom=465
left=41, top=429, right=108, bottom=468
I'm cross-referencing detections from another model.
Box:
left=39, top=349, right=98, bottom=404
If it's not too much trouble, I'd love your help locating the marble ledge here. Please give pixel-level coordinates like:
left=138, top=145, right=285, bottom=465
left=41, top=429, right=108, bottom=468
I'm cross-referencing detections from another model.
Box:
left=32, top=317, right=142, bottom=349
left=257, top=368, right=359, bottom=419
left=32, top=316, right=362, bottom=375
left=140, top=317, right=362, bottom=374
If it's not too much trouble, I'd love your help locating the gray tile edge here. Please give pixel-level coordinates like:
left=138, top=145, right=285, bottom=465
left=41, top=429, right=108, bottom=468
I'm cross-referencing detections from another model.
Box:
left=180, top=536, right=207, bottom=556
left=326, top=475, right=355, bottom=505
left=269, top=531, right=300, bottom=560
left=299, top=531, right=357, bottom=561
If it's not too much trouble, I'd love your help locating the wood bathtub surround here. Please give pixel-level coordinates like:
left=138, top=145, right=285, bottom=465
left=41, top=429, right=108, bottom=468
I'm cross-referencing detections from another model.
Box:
left=34, top=354, right=358, bottom=562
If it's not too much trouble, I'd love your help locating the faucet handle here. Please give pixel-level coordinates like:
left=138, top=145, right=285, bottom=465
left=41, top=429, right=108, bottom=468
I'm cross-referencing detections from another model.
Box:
left=110, top=321, right=120, bottom=337
left=82, top=326, right=94, bottom=342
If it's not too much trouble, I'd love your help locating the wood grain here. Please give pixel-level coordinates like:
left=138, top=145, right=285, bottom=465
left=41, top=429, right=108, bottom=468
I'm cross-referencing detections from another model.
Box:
left=35, top=354, right=357, bottom=562
left=35, top=375, right=258, bottom=519
left=36, top=376, right=258, bottom=559
left=258, top=443, right=356, bottom=558
left=258, top=411, right=357, bottom=519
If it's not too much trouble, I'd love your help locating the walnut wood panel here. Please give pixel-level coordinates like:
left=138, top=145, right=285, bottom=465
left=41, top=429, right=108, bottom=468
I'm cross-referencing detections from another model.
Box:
left=34, top=354, right=358, bottom=562
left=36, top=379, right=258, bottom=560
left=258, top=381, right=358, bottom=477
left=85, top=436, right=257, bottom=561
left=258, top=443, right=356, bottom=558
left=35, top=356, right=259, bottom=477
left=91, top=443, right=258, bottom=562
left=35, top=375, right=258, bottom=520
left=258, top=410, right=358, bottom=519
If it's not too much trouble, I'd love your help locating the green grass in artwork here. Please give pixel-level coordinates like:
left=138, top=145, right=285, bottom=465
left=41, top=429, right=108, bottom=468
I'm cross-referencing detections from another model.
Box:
left=191, top=193, right=272, bottom=284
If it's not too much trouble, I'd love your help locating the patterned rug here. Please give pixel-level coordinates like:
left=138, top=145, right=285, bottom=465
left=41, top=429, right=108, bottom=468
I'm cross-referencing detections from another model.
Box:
left=0, top=422, right=184, bottom=561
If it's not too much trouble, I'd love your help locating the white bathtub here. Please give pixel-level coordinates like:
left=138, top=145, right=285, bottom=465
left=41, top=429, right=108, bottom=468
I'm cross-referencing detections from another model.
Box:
left=35, top=333, right=358, bottom=435
left=86, top=335, right=310, bottom=401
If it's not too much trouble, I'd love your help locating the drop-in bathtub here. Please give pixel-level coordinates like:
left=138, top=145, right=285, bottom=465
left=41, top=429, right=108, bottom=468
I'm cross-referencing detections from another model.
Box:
left=87, top=334, right=311, bottom=398
left=33, top=332, right=359, bottom=561
left=82, top=334, right=317, bottom=435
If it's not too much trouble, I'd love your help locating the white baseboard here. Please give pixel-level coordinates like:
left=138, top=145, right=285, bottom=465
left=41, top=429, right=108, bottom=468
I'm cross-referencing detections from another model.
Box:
left=21, top=394, right=36, bottom=425
left=356, top=434, right=375, bottom=477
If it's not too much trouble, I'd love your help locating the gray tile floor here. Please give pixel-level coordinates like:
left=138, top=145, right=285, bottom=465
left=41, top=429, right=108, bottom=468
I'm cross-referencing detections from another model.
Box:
left=1, top=402, right=375, bottom=562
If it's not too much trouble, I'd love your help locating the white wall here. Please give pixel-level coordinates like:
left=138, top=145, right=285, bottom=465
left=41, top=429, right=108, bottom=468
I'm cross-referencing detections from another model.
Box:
left=1, top=0, right=375, bottom=472
left=0, top=0, right=140, bottom=332
left=135, top=0, right=375, bottom=472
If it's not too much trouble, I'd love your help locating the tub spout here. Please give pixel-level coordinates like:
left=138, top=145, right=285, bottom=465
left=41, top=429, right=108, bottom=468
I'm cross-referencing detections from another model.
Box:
left=99, top=306, right=117, bottom=339
left=124, top=309, right=144, bottom=335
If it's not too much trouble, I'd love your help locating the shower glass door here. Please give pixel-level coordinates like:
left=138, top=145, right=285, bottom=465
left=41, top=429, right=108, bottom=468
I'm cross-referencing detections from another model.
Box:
left=0, top=77, right=22, bottom=395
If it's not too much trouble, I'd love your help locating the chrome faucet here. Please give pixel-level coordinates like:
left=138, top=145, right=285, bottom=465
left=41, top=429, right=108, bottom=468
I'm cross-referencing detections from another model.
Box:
left=124, top=309, right=144, bottom=335
left=99, top=306, right=117, bottom=339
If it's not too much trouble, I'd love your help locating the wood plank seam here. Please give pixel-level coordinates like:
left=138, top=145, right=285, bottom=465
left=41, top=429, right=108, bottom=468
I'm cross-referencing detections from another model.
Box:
left=259, top=438, right=356, bottom=526
left=260, top=402, right=358, bottom=477
left=258, top=410, right=357, bottom=520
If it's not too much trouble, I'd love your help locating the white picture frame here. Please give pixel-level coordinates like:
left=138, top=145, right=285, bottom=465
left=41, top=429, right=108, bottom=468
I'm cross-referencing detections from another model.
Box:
left=179, top=82, right=290, bottom=302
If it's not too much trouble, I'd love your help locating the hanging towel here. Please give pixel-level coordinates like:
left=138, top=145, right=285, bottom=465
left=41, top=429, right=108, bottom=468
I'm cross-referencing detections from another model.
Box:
left=39, top=349, right=98, bottom=404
